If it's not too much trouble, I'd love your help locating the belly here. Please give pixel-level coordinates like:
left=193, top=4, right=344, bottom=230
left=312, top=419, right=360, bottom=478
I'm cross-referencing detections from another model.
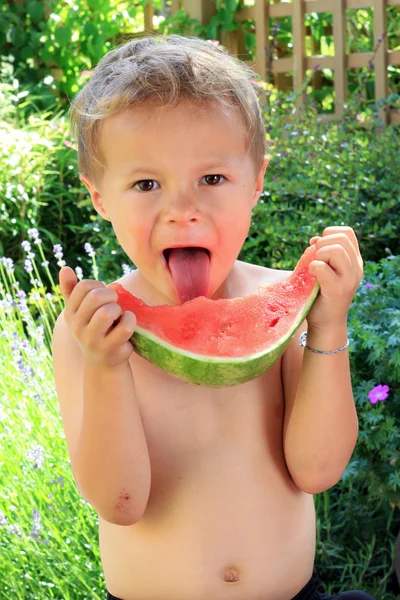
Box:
left=99, top=447, right=316, bottom=600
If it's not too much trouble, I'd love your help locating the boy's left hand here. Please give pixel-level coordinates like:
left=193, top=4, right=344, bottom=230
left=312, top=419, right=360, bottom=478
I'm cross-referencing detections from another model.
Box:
left=307, top=226, right=364, bottom=330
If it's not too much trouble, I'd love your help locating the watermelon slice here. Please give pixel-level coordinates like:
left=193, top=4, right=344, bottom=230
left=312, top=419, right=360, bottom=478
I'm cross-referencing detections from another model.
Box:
left=109, top=245, right=319, bottom=387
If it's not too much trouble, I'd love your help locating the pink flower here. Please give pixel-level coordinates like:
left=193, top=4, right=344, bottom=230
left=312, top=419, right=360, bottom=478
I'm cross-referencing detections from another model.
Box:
left=63, top=140, right=75, bottom=149
left=81, top=70, right=93, bottom=77
left=368, top=384, right=390, bottom=404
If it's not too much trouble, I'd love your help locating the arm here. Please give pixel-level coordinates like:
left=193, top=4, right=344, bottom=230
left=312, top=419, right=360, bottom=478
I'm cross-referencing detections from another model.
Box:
left=282, top=226, right=363, bottom=494
left=282, top=321, right=358, bottom=495
left=76, top=359, right=151, bottom=525
left=53, top=269, right=152, bottom=525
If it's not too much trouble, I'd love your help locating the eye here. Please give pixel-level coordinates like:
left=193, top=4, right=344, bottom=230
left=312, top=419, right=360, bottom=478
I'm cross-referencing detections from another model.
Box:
left=201, top=174, right=226, bottom=186
left=132, top=180, right=160, bottom=192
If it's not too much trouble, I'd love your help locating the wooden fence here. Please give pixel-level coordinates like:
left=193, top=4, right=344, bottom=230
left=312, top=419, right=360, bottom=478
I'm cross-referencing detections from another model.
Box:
left=142, top=0, right=400, bottom=124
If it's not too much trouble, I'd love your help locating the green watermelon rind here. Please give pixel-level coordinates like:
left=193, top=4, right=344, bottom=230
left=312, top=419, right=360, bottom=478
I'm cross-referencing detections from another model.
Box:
left=130, top=282, right=320, bottom=388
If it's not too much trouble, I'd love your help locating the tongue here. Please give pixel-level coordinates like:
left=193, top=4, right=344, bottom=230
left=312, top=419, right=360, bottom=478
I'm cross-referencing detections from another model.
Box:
left=168, top=247, right=210, bottom=304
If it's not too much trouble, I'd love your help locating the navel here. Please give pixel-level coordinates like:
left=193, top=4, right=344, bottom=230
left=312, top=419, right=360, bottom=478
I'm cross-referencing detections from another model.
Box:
left=221, top=565, right=240, bottom=583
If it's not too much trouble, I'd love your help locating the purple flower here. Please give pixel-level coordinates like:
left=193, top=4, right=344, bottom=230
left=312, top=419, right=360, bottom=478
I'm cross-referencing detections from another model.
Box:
left=365, top=282, right=382, bottom=289
left=24, top=259, right=33, bottom=274
left=1, top=257, right=14, bottom=273
left=53, top=244, right=66, bottom=268
left=30, top=509, right=42, bottom=538
left=6, top=524, right=23, bottom=536
left=84, top=242, right=95, bottom=258
left=28, top=228, right=42, bottom=245
left=368, top=384, right=390, bottom=404
left=25, top=444, right=44, bottom=469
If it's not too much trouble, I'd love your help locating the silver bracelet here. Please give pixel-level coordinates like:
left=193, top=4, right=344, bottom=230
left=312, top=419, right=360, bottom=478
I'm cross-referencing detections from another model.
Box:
left=298, top=331, right=350, bottom=355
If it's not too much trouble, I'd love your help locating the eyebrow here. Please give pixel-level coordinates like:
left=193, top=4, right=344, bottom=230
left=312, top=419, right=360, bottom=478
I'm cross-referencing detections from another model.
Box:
left=122, top=159, right=236, bottom=179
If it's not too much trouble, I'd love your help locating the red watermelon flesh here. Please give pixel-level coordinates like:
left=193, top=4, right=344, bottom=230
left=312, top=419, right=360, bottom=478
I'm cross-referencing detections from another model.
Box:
left=109, top=245, right=319, bottom=387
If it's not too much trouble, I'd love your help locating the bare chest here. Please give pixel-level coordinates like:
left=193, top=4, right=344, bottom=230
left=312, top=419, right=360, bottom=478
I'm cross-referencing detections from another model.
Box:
left=129, top=351, right=286, bottom=515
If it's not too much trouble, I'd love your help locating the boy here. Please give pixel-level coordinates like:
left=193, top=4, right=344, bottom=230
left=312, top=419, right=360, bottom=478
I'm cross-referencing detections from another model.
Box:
left=52, top=35, right=372, bottom=600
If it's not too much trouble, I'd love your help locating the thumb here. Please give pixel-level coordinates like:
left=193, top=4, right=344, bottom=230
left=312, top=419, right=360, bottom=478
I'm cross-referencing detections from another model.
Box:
left=59, top=266, right=78, bottom=303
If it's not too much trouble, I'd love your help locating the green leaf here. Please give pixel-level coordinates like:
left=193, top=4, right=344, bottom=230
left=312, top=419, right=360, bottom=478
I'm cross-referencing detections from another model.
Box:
left=54, top=27, right=71, bottom=46
left=244, top=31, right=256, bottom=51
left=26, top=0, right=45, bottom=23
left=9, top=27, right=26, bottom=48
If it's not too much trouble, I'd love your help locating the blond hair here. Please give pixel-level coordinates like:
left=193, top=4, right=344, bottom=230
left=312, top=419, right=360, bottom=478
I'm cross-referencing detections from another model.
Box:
left=69, top=34, right=266, bottom=186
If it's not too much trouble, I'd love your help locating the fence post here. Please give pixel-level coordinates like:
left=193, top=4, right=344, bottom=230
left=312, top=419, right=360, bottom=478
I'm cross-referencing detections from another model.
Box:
left=144, top=0, right=154, bottom=32
left=374, top=0, right=388, bottom=125
left=255, top=0, right=269, bottom=108
left=333, top=0, right=347, bottom=117
left=292, top=0, right=306, bottom=109
left=181, top=0, right=216, bottom=25
left=170, top=0, right=180, bottom=13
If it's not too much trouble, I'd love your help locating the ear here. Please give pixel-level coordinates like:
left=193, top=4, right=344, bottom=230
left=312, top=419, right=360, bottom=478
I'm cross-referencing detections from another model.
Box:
left=252, top=155, right=270, bottom=208
left=80, top=174, right=111, bottom=222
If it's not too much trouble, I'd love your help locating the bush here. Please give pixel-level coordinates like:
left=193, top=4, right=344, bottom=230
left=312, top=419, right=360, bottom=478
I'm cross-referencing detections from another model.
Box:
left=347, top=254, right=400, bottom=506
left=313, top=254, right=400, bottom=595
left=241, top=92, right=400, bottom=271
left=0, top=73, right=95, bottom=292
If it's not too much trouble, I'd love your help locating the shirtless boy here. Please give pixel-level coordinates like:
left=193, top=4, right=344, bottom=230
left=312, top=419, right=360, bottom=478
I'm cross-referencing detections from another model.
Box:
left=52, top=34, right=374, bottom=600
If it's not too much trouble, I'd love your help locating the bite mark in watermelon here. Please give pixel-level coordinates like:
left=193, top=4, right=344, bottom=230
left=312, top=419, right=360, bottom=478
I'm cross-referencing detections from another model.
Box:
left=109, top=246, right=320, bottom=387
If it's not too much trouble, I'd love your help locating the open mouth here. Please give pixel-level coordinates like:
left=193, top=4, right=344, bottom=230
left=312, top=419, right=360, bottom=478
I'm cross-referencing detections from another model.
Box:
left=162, top=247, right=212, bottom=303
left=163, top=247, right=211, bottom=263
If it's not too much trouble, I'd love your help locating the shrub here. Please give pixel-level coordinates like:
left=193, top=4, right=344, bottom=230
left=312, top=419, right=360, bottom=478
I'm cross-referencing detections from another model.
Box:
left=347, top=253, right=400, bottom=506
left=241, top=92, right=400, bottom=271
left=0, top=74, right=94, bottom=292
left=312, top=254, right=400, bottom=595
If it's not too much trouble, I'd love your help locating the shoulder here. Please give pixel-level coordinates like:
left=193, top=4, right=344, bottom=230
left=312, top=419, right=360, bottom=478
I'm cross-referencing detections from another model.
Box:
left=110, top=269, right=146, bottom=299
left=236, top=260, right=292, bottom=294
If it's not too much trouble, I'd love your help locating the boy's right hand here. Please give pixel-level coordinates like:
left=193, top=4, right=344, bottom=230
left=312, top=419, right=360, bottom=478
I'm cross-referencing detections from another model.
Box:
left=59, top=266, right=137, bottom=369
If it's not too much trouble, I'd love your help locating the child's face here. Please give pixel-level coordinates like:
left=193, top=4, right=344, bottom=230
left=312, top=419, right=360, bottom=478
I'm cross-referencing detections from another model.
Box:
left=81, top=100, right=269, bottom=304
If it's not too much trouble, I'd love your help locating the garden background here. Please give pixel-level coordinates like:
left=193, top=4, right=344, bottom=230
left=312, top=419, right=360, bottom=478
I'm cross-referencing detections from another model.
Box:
left=0, top=0, right=400, bottom=598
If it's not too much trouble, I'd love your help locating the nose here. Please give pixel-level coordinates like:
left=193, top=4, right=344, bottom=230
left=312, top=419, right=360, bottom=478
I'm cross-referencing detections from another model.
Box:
left=163, top=193, right=202, bottom=226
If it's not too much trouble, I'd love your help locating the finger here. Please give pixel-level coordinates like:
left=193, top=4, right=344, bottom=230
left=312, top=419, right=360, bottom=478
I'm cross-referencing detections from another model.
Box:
left=311, top=244, right=352, bottom=278
left=64, top=280, right=108, bottom=321
left=309, top=236, right=321, bottom=246
left=314, top=234, right=358, bottom=267
left=321, top=226, right=361, bottom=256
left=75, top=286, right=119, bottom=327
left=308, top=260, right=340, bottom=290
left=83, top=301, right=123, bottom=343
left=59, top=267, right=78, bottom=303
left=105, top=311, right=137, bottom=346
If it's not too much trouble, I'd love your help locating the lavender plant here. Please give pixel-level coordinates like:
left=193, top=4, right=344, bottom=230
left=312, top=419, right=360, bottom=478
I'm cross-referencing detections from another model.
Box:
left=0, top=237, right=135, bottom=598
